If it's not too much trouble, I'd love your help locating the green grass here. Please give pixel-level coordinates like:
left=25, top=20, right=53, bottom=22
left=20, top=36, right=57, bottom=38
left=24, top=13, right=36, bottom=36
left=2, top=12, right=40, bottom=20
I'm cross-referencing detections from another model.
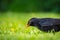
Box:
left=0, top=12, right=60, bottom=40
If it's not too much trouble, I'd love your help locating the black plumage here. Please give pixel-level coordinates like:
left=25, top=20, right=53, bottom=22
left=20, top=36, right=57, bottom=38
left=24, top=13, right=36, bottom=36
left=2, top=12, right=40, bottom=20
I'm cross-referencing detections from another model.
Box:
left=27, top=18, right=60, bottom=33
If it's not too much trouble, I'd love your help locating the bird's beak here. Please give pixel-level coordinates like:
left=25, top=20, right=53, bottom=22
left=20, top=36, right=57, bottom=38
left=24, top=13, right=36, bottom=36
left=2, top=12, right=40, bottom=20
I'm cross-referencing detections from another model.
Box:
left=26, top=24, right=30, bottom=28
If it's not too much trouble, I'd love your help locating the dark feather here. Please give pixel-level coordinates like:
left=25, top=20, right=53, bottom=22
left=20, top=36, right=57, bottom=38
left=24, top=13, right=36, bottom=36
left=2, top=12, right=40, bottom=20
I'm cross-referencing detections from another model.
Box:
left=27, top=18, right=60, bottom=33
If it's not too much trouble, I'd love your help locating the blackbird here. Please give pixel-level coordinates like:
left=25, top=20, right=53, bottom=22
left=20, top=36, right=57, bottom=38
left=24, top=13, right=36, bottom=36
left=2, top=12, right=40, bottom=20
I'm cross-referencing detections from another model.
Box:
left=26, top=18, right=60, bottom=34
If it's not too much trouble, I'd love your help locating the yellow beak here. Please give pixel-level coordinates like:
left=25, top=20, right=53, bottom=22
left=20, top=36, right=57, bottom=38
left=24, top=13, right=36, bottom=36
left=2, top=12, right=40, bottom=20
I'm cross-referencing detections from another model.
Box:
left=26, top=24, right=29, bottom=28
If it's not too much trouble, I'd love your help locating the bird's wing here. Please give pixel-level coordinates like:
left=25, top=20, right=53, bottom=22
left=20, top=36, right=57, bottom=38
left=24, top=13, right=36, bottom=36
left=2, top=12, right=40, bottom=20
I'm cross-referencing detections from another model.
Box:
left=38, top=18, right=60, bottom=26
left=39, top=21, right=54, bottom=26
left=38, top=19, right=55, bottom=26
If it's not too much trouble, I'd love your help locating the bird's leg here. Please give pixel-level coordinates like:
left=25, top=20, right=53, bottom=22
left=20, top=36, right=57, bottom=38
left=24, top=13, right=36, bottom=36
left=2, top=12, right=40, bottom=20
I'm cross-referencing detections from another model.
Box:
left=52, top=31, right=55, bottom=35
left=51, top=29, right=55, bottom=35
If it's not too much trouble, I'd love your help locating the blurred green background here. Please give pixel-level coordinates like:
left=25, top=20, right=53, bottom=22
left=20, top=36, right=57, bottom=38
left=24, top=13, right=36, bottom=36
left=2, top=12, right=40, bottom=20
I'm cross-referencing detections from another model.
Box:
left=0, top=0, right=60, bottom=40
left=0, top=0, right=60, bottom=13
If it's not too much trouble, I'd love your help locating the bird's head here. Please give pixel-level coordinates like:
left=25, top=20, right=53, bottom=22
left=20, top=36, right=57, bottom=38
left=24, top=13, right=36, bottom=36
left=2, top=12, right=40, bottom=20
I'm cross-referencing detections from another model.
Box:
left=26, top=18, right=38, bottom=28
